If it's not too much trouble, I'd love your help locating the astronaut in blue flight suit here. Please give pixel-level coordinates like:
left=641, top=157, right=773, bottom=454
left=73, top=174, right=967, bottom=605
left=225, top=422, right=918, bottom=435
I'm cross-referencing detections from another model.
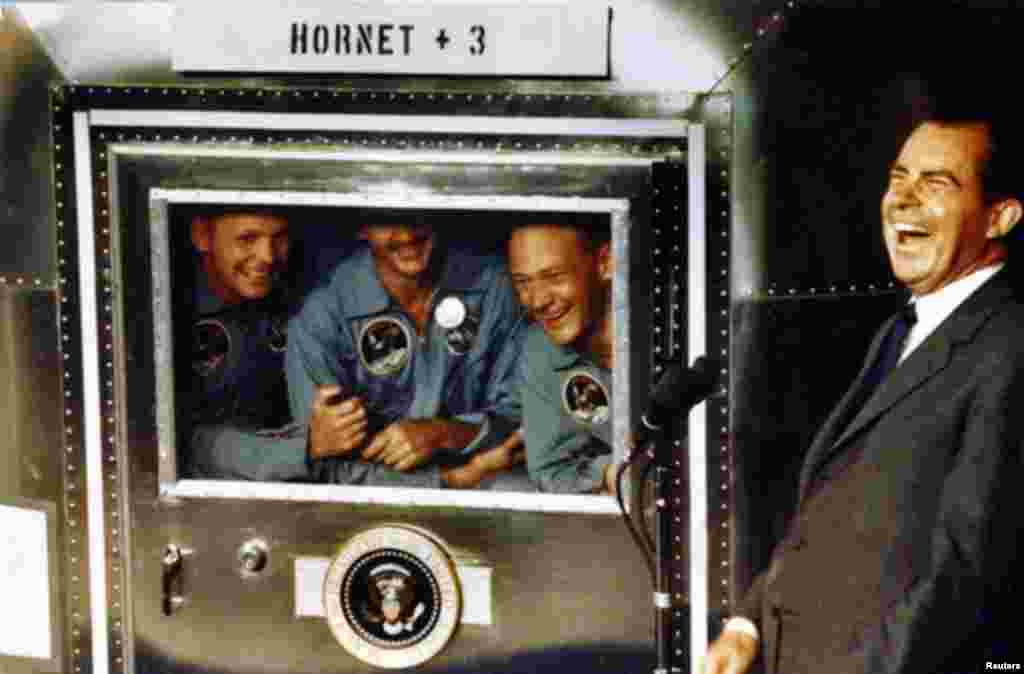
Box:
left=186, top=208, right=311, bottom=481
left=508, top=222, right=620, bottom=494
left=187, top=209, right=436, bottom=488
left=286, top=217, right=528, bottom=488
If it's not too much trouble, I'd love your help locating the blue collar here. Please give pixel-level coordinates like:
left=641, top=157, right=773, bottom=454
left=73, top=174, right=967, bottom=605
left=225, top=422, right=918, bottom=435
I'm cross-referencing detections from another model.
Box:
left=551, top=343, right=588, bottom=371
left=344, top=246, right=395, bottom=318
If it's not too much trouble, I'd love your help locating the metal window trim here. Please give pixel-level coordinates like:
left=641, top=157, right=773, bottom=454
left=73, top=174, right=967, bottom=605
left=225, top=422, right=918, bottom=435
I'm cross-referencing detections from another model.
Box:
left=73, top=110, right=110, bottom=674
left=150, top=188, right=632, bottom=514
left=112, top=144, right=666, bottom=167
left=89, top=109, right=691, bottom=139
left=687, top=121, right=708, bottom=674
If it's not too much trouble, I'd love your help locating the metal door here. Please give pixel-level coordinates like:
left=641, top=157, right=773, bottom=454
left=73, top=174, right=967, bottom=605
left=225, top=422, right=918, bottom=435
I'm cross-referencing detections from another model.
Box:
left=53, top=86, right=732, bottom=674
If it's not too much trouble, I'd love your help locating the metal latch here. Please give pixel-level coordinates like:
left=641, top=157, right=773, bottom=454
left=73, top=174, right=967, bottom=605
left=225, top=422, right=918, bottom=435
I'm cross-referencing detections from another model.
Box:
left=162, top=544, right=188, bottom=616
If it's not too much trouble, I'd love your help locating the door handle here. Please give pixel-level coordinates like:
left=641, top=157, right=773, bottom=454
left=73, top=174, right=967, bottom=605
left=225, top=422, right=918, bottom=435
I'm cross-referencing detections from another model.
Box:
left=162, top=544, right=186, bottom=616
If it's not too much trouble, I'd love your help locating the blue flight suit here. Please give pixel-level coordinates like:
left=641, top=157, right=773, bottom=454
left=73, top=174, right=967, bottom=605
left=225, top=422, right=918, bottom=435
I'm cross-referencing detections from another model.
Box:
left=519, top=325, right=613, bottom=493
left=286, top=243, right=525, bottom=486
left=186, top=271, right=310, bottom=481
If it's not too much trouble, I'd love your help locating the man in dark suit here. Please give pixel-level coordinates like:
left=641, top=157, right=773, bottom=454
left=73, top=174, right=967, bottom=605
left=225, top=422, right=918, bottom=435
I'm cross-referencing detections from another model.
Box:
left=703, top=106, right=1024, bottom=674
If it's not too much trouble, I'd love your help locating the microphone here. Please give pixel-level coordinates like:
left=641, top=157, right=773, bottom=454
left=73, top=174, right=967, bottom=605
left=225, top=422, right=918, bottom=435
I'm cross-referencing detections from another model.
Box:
left=639, top=356, right=720, bottom=440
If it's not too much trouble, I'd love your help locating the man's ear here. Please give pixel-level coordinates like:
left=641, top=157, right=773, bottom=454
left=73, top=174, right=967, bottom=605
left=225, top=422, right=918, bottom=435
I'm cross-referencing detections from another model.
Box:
left=191, top=217, right=212, bottom=253
left=987, top=198, right=1023, bottom=240
left=597, top=242, right=612, bottom=282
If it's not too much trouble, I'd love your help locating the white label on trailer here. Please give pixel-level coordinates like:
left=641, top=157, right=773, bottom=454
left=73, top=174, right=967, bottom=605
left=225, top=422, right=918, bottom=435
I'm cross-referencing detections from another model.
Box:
left=294, top=556, right=493, bottom=625
left=294, top=556, right=332, bottom=618
left=0, top=505, right=51, bottom=660
left=172, top=1, right=609, bottom=77
left=452, top=565, right=493, bottom=626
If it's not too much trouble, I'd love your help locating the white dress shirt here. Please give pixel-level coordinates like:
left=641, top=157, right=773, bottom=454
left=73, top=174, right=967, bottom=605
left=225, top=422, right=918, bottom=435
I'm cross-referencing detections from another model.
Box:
left=722, top=263, right=1006, bottom=645
left=900, top=263, right=1004, bottom=363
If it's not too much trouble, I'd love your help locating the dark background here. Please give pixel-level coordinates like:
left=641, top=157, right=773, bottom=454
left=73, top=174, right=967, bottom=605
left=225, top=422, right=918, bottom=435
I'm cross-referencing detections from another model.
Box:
left=732, top=4, right=1024, bottom=599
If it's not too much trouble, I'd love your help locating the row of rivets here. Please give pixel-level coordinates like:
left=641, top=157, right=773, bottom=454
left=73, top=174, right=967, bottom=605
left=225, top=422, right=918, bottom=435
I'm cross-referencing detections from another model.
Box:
left=0, top=276, right=49, bottom=286
left=53, top=99, right=89, bottom=674
left=757, top=281, right=899, bottom=298
left=103, top=130, right=679, bottom=156
left=92, top=137, right=126, bottom=674
left=67, top=85, right=695, bottom=111
left=707, top=0, right=802, bottom=95
left=653, top=163, right=689, bottom=669
left=710, top=120, right=733, bottom=613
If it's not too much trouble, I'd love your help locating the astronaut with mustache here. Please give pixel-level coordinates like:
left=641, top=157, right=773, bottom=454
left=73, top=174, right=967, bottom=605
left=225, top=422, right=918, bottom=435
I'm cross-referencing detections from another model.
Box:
left=287, top=215, right=527, bottom=488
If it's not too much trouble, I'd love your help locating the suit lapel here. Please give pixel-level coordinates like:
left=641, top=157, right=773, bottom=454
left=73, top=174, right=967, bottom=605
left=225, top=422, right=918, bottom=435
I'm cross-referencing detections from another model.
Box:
left=829, top=332, right=952, bottom=449
left=798, top=270, right=1016, bottom=500
left=797, top=319, right=892, bottom=496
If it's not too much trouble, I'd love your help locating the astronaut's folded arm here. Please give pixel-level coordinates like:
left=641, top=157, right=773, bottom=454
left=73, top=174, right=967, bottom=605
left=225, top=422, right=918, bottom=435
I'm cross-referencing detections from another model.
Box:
left=451, top=415, right=491, bottom=456
left=428, top=417, right=485, bottom=457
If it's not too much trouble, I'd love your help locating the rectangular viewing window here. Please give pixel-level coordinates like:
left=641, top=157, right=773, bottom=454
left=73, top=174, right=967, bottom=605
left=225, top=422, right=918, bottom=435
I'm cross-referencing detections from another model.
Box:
left=148, top=190, right=633, bottom=513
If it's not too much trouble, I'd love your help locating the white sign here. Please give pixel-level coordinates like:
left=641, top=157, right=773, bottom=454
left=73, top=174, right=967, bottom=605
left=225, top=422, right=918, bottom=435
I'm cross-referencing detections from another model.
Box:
left=0, top=504, right=52, bottom=660
left=172, top=1, right=610, bottom=77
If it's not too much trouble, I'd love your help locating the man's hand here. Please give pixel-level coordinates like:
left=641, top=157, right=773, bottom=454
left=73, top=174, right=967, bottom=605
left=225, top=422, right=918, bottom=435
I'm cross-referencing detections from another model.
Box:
left=474, top=429, right=525, bottom=474
left=308, top=385, right=367, bottom=460
left=700, top=630, right=758, bottom=674
left=362, top=419, right=447, bottom=472
left=442, top=430, right=525, bottom=489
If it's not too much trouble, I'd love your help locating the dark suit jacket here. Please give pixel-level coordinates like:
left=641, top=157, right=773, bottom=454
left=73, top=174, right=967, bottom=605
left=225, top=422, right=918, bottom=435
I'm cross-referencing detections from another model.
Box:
left=738, top=268, right=1024, bottom=674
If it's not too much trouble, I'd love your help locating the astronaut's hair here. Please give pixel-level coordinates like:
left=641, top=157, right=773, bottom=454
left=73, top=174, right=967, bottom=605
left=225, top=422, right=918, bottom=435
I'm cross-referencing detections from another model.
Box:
left=184, top=205, right=289, bottom=225
left=510, top=217, right=611, bottom=253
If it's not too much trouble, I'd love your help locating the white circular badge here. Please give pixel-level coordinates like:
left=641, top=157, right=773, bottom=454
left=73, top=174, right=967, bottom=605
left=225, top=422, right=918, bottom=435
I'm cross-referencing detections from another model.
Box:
left=434, top=296, right=467, bottom=330
left=323, top=525, right=462, bottom=669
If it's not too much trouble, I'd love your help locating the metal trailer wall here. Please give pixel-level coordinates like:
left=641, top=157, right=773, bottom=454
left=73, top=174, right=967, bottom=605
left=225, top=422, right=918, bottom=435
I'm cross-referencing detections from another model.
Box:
left=0, top=9, right=68, bottom=674
left=1, top=4, right=739, bottom=674
left=51, top=86, right=730, bottom=674
left=3, top=3, right=1018, bottom=674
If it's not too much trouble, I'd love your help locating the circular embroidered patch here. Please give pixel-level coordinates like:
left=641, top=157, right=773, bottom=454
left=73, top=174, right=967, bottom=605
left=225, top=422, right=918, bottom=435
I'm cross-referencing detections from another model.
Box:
left=358, top=316, right=412, bottom=377
left=562, top=370, right=611, bottom=425
left=192, top=318, right=231, bottom=380
left=324, top=526, right=461, bottom=669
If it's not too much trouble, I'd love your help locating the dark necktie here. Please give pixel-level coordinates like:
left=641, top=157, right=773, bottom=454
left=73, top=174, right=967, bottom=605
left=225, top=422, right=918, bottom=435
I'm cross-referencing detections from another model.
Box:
left=838, top=303, right=918, bottom=433
left=808, top=303, right=919, bottom=494
left=870, top=302, right=918, bottom=390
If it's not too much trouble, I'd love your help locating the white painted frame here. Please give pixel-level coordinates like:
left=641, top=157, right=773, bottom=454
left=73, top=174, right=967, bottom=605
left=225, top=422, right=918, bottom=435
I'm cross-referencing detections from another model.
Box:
left=149, top=187, right=631, bottom=515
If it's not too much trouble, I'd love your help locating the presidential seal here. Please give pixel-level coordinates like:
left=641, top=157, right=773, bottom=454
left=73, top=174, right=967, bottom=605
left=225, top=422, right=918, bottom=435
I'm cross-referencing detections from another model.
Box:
left=562, top=370, right=611, bottom=425
left=323, top=526, right=461, bottom=669
left=358, top=316, right=412, bottom=377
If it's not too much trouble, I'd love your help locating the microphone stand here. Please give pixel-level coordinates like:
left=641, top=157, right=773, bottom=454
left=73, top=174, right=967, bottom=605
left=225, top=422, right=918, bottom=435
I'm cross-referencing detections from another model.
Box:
left=616, top=414, right=682, bottom=674
left=616, top=358, right=717, bottom=674
left=648, top=413, right=678, bottom=674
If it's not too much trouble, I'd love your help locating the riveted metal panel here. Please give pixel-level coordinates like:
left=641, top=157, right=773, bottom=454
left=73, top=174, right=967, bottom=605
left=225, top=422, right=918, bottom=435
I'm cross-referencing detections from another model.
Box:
left=53, top=85, right=721, bottom=674
left=0, top=10, right=61, bottom=281
left=0, top=286, right=65, bottom=674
